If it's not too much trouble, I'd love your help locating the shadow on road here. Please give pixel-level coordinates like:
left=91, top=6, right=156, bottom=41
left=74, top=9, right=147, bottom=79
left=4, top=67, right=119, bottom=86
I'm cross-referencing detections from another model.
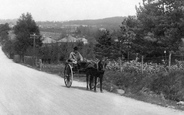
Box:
left=61, top=85, right=92, bottom=92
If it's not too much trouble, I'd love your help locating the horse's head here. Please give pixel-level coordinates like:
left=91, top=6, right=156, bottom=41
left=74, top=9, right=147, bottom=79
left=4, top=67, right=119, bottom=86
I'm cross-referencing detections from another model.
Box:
left=96, top=58, right=108, bottom=71
left=85, top=58, right=108, bottom=72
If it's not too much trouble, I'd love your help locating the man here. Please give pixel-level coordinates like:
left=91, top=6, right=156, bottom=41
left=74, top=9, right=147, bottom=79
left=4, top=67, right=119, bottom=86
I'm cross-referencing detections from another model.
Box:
left=69, top=46, right=83, bottom=64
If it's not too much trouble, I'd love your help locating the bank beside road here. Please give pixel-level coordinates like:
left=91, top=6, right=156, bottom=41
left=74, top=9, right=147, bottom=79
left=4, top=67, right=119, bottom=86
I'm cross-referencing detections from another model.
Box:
left=0, top=48, right=183, bottom=115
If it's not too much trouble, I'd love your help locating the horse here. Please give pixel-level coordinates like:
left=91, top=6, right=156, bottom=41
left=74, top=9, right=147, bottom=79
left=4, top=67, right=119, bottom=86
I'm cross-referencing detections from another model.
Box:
left=85, top=59, right=107, bottom=92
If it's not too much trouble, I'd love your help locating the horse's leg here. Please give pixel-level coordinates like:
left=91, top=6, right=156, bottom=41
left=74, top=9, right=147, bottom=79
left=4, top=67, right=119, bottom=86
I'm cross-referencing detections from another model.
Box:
left=89, top=75, right=93, bottom=90
left=94, top=76, right=97, bottom=92
left=100, top=75, right=103, bottom=93
left=86, top=74, right=89, bottom=90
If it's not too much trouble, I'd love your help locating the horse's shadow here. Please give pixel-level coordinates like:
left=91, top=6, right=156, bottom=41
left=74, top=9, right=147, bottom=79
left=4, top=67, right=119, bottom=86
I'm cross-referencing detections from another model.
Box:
left=61, top=85, right=91, bottom=92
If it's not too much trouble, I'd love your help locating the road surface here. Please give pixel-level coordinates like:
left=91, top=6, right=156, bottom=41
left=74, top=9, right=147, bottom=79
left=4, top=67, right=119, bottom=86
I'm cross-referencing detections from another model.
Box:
left=0, top=48, right=183, bottom=115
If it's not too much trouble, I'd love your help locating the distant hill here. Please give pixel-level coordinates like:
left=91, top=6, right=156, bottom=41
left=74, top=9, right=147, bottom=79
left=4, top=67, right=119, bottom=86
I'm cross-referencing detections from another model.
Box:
left=0, top=19, right=17, bottom=25
left=62, top=16, right=125, bottom=27
left=37, top=16, right=126, bottom=30
left=0, top=16, right=126, bottom=30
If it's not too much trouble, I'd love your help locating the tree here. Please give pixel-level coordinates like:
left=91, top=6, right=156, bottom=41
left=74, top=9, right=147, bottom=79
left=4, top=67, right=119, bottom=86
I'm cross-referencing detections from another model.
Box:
left=0, top=23, right=10, bottom=45
left=13, top=13, right=42, bottom=57
left=112, top=16, right=137, bottom=60
left=2, top=39, right=15, bottom=58
left=94, top=30, right=113, bottom=59
left=84, top=42, right=95, bottom=59
left=59, top=29, right=67, bottom=39
left=136, top=0, right=184, bottom=56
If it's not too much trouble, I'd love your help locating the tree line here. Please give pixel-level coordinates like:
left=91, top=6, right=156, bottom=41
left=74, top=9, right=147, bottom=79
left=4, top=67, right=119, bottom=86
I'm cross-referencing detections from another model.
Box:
left=96, top=0, right=184, bottom=62
left=1, top=0, right=184, bottom=63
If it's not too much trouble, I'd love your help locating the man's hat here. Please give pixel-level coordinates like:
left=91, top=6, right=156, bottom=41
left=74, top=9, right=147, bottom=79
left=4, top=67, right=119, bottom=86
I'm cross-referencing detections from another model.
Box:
left=74, top=46, right=78, bottom=50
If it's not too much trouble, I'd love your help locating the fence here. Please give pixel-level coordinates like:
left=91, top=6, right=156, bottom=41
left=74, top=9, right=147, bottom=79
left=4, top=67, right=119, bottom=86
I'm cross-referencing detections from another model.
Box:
left=107, top=53, right=184, bottom=72
left=137, top=54, right=184, bottom=66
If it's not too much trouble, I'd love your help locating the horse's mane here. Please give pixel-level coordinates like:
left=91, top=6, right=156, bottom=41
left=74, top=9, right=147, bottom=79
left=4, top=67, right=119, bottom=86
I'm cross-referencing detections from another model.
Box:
left=85, top=59, right=106, bottom=71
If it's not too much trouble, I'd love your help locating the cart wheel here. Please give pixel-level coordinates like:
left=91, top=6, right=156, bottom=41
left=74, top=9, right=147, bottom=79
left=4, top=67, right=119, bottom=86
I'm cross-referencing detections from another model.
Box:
left=64, top=64, right=73, bottom=88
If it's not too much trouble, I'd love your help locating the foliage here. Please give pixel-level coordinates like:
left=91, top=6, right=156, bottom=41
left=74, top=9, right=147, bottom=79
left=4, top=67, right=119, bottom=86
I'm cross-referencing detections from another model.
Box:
left=106, top=59, right=184, bottom=101
left=135, top=0, right=184, bottom=56
left=75, top=26, right=98, bottom=37
left=2, top=39, right=15, bottom=58
left=116, top=16, right=137, bottom=59
left=106, top=60, right=167, bottom=74
left=13, top=13, right=42, bottom=56
left=39, top=41, right=96, bottom=63
left=94, top=30, right=114, bottom=59
left=0, top=23, right=14, bottom=58
left=0, top=23, right=10, bottom=44
left=81, top=42, right=95, bottom=59
left=150, top=70, right=184, bottom=101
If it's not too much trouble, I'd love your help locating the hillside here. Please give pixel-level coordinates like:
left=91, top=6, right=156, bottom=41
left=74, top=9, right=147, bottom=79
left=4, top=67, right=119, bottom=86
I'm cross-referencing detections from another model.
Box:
left=0, top=16, right=125, bottom=30
left=62, top=16, right=125, bottom=27
left=37, top=16, right=125, bottom=29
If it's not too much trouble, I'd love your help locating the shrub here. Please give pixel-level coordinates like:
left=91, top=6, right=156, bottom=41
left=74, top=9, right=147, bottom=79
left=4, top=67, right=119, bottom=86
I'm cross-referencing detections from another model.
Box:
left=104, top=70, right=148, bottom=93
left=24, top=56, right=35, bottom=66
left=150, top=70, right=184, bottom=101
left=105, top=60, right=184, bottom=101
left=13, top=55, right=21, bottom=63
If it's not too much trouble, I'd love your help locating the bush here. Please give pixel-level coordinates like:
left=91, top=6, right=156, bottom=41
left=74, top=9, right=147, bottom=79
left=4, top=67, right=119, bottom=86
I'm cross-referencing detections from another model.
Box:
left=150, top=70, right=184, bottom=101
left=24, top=56, right=35, bottom=66
left=104, top=70, right=148, bottom=93
left=104, top=60, right=184, bottom=101
left=13, top=55, right=21, bottom=63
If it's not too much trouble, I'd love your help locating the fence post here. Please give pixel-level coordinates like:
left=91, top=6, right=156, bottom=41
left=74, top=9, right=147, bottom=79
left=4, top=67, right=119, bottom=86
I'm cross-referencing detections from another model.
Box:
left=169, top=51, right=172, bottom=68
left=141, top=55, right=144, bottom=74
left=119, top=57, right=122, bottom=72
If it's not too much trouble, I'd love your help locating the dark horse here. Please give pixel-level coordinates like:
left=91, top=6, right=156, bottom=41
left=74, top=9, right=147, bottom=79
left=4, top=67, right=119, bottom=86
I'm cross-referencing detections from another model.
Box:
left=85, top=59, right=107, bottom=92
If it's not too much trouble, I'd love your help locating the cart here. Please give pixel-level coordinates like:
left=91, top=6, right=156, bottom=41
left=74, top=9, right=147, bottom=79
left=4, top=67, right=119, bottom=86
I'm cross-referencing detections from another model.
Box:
left=63, top=60, right=88, bottom=88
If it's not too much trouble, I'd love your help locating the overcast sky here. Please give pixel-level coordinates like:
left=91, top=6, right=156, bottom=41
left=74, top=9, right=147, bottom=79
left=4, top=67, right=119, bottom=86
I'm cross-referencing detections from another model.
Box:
left=0, top=0, right=143, bottom=21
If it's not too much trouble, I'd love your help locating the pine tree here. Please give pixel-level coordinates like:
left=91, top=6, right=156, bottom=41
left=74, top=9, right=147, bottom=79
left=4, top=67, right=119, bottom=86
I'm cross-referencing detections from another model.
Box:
left=136, top=0, right=184, bottom=56
left=13, top=13, right=42, bottom=57
left=94, top=30, right=113, bottom=59
left=0, top=23, right=10, bottom=44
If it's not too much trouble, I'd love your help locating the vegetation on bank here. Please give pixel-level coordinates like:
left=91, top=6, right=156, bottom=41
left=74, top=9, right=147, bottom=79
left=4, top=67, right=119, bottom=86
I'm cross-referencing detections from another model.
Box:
left=29, top=61, right=184, bottom=110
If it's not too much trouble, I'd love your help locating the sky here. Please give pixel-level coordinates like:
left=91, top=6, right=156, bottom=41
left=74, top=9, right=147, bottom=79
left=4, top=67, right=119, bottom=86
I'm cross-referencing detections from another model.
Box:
left=0, top=0, right=143, bottom=21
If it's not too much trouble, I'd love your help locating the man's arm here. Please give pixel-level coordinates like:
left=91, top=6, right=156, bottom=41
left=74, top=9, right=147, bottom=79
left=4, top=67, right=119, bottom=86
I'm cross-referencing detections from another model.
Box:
left=69, top=52, right=76, bottom=62
left=78, top=52, right=83, bottom=61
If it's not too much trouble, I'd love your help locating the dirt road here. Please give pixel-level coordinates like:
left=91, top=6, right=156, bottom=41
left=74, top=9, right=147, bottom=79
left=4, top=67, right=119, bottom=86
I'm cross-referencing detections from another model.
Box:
left=0, top=48, right=183, bottom=115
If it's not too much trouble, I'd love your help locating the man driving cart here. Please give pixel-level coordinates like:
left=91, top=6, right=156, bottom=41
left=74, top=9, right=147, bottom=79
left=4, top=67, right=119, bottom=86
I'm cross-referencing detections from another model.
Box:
left=69, top=46, right=84, bottom=71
